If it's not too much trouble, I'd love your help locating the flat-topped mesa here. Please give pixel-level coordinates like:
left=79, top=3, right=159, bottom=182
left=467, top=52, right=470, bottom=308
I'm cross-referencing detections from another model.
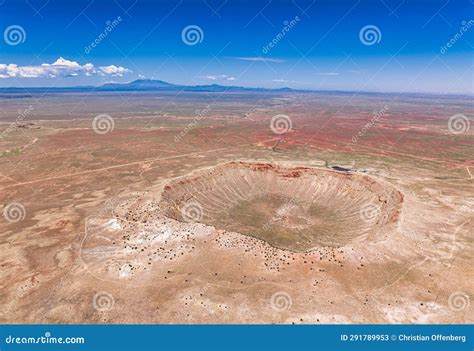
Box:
left=157, top=161, right=403, bottom=252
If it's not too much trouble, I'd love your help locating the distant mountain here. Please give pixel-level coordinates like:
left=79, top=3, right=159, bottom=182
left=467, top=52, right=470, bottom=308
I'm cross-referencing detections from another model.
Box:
left=97, top=79, right=297, bottom=92
left=100, top=79, right=177, bottom=90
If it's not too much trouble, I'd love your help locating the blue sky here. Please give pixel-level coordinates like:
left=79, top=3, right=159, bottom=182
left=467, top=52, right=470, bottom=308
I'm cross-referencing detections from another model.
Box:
left=0, top=0, right=472, bottom=94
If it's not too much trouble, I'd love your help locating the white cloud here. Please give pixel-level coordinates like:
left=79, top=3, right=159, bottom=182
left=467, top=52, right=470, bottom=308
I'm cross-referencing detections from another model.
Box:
left=231, top=56, right=285, bottom=63
left=99, top=65, right=130, bottom=76
left=273, top=79, right=288, bottom=82
left=204, top=74, right=236, bottom=81
left=0, top=57, right=131, bottom=79
left=317, top=72, right=339, bottom=76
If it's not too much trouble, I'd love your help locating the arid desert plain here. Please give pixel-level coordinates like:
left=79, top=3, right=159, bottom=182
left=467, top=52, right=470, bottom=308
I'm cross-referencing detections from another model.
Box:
left=0, top=91, right=472, bottom=323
